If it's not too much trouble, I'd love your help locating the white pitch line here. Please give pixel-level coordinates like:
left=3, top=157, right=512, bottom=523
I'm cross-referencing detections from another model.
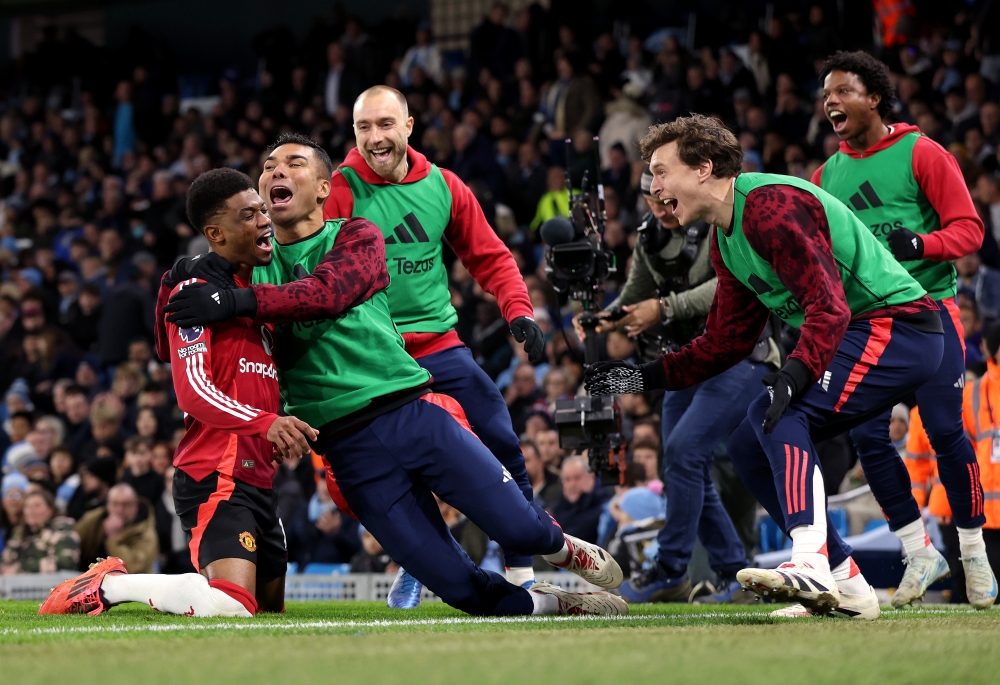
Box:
left=1, top=606, right=983, bottom=638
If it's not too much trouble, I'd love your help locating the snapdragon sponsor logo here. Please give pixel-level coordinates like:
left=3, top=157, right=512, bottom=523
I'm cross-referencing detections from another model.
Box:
left=239, top=357, right=278, bottom=379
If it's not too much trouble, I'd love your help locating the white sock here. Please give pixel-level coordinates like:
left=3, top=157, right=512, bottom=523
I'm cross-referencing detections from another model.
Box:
left=958, top=526, right=987, bottom=556
left=789, top=469, right=831, bottom=574
left=894, top=519, right=932, bottom=558
left=505, top=566, right=535, bottom=586
left=529, top=589, right=559, bottom=615
left=542, top=539, right=570, bottom=566
left=100, top=574, right=253, bottom=617
left=831, top=558, right=870, bottom=595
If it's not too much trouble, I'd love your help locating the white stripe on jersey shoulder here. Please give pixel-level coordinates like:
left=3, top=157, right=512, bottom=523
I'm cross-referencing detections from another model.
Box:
left=184, top=354, right=257, bottom=421
left=193, top=354, right=262, bottom=418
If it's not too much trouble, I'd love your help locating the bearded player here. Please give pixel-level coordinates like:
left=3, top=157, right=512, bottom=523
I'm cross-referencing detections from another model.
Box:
left=162, top=154, right=625, bottom=617
left=813, top=50, right=997, bottom=610
left=326, top=86, right=544, bottom=601
left=586, top=115, right=947, bottom=619
left=40, top=169, right=317, bottom=617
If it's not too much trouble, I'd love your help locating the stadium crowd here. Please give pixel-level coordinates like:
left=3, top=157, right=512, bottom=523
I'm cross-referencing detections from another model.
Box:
left=1, top=0, right=1000, bottom=583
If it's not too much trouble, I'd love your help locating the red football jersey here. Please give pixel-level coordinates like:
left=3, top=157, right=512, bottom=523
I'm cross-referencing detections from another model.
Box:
left=166, top=278, right=280, bottom=489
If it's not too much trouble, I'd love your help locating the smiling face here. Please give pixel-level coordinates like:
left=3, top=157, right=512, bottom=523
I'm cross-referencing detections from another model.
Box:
left=648, top=141, right=711, bottom=226
left=204, top=188, right=274, bottom=267
left=822, top=70, right=881, bottom=141
left=259, top=143, right=331, bottom=230
left=353, top=90, right=413, bottom=181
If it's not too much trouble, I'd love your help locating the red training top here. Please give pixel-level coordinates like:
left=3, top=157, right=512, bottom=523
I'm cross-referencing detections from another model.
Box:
left=164, top=277, right=280, bottom=489
left=810, top=123, right=984, bottom=261
left=324, top=145, right=533, bottom=358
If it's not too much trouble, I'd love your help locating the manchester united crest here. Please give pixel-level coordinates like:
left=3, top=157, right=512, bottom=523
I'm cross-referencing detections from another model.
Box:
left=238, top=531, right=257, bottom=552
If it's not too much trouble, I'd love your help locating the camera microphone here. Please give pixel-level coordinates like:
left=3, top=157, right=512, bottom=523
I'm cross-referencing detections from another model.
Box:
left=539, top=216, right=575, bottom=246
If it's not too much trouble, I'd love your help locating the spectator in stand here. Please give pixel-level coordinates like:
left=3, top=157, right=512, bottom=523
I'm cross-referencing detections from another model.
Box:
left=288, top=478, right=361, bottom=570
left=0, top=489, right=79, bottom=574
left=956, top=251, right=1000, bottom=324
left=534, top=428, right=564, bottom=471
left=504, top=363, right=543, bottom=436
left=121, top=435, right=164, bottom=505
left=549, top=455, right=612, bottom=544
left=522, top=437, right=560, bottom=507
left=350, top=527, right=397, bottom=575
left=75, top=481, right=158, bottom=572
left=399, top=22, right=443, bottom=87
left=75, top=392, right=126, bottom=465
left=154, top=465, right=193, bottom=574
left=49, top=444, right=78, bottom=514
left=65, top=455, right=116, bottom=522
left=530, top=166, right=569, bottom=231
left=630, top=437, right=663, bottom=492
left=1, top=472, right=28, bottom=550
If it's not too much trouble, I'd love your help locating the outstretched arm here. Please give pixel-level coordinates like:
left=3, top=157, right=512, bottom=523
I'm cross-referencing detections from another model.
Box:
left=251, top=217, right=390, bottom=324
left=164, top=218, right=390, bottom=327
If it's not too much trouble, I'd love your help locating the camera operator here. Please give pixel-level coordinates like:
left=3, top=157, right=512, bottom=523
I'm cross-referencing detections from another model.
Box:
left=574, top=167, right=778, bottom=604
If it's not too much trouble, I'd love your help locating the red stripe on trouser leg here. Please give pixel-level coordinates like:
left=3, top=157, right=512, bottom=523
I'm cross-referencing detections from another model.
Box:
left=848, top=557, right=860, bottom=577
left=834, top=318, right=893, bottom=412
left=188, top=473, right=236, bottom=573
left=818, top=543, right=828, bottom=558
left=941, top=298, right=965, bottom=357
left=324, top=465, right=358, bottom=520
left=800, top=450, right=809, bottom=514
left=421, top=392, right=476, bottom=435
left=802, top=450, right=815, bottom=511
left=785, top=444, right=794, bottom=514
left=208, top=578, right=258, bottom=615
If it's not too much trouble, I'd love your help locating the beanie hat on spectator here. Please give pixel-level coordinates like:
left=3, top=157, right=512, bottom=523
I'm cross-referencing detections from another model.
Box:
left=983, top=320, right=1000, bottom=359
left=640, top=166, right=654, bottom=196
left=525, top=409, right=555, bottom=429
left=18, top=267, right=42, bottom=288
left=1, top=472, right=29, bottom=497
left=85, top=455, right=119, bottom=488
left=618, top=486, right=666, bottom=522
left=5, top=378, right=35, bottom=412
left=890, top=403, right=910, bottom=425
left=5, top=442, right=39, bottom=474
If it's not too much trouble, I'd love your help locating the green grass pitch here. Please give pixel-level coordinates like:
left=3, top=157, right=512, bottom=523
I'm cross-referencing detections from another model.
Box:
left=1, top=601, right=998, bottom=684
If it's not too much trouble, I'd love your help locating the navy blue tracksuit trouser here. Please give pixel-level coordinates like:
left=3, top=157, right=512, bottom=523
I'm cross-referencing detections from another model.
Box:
left=417, top=345, right=536, bottom=568
left=851, top=298, right=987, bottom=530
left=728, top=317, right=943, bottom=570
left=324, top=395, right=563, bottom=615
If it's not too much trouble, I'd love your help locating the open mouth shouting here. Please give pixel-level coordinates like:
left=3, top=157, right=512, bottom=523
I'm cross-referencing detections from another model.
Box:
left=254, top=227, right=273, bottom=258
left=269, top=184, right=293, bottom=210
left=367, top=144, right=394, bottom=164
left=828, top=109, right=848, bottom=134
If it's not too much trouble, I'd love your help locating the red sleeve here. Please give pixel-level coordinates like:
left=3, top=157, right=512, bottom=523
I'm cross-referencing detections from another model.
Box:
left=250, top=217, right=390, bottom=324
left=322, top=171, right=355, bottom=220
left=809, top=163, right=825, bottom=188
left=154, top=272, right=172, bottom=362
left=742, top=185, right=852, bottom=382
left=656, top=233, right=771, bottom=390
left=911, top=136, right=985, bottom=261
left=440, top=169, right=534, bottom=323
left=166, top=282, right=277, bottom=437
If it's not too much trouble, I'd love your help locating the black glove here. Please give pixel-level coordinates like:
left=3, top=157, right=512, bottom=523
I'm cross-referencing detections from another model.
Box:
left=510, top=316, right=545, bottom=364
left=163, top=282, right=257, bottom=328
left=760, top=359, right=812, bottom=434
left=584, top=359, right=668, bottom=396
left=165, top=253, right=240, bottom=291
left=886, top=228, right=924, bottom=261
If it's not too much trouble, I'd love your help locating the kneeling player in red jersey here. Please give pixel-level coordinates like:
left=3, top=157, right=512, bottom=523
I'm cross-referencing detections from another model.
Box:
left=39, top=169, right=316, bottom=617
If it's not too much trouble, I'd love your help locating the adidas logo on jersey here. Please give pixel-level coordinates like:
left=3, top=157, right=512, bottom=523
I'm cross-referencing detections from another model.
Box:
left=383, top=213, right=430, bottom=245
left=955, top=375, right=966, bottom=389
left=847, top=181, right=884, bottom=211
left=818, top=370, right=832, bottom=392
